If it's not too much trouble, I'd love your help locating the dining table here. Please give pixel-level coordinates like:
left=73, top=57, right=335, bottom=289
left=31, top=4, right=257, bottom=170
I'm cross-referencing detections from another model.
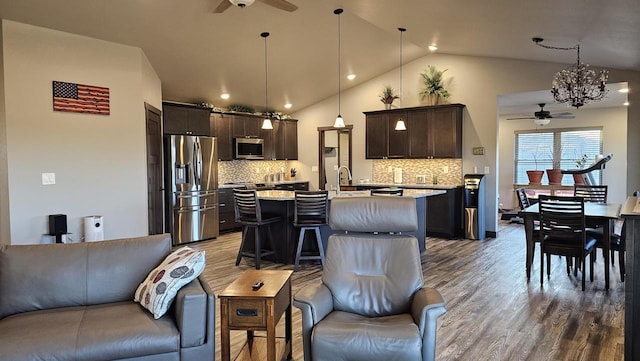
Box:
left=519, top=201, right=622, bottom=290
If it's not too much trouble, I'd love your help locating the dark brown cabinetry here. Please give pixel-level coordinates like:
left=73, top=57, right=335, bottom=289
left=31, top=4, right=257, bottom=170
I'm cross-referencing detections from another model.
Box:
left=365, top=104, right=464, bottom=159
left=218, top=187, right=242, bottom=232
left=274, top=182, right=309, bottom=191
left=211, top=113, right=234, bottom=161
left=422, top=187, right=463, bottom=238
left=352, top=184, right=463, bottom=239
left=274, top=119, right=298, bottom=160
left=232, top=115, right=262, bottom=138
left=162, top=102, right=211, bottom=136
left=213, top=114, right=298, bottom=161
left=365, top=111, right=409, bottom=159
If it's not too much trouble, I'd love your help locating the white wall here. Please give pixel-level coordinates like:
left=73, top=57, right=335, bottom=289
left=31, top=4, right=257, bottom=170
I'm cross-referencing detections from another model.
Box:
left=499, top=106, right=628, bottom=209
left=2, top=20, right=161, bottom=244
left=293, top=53, right=640, bottom=234
left=0, top=23, right=9, bottom=244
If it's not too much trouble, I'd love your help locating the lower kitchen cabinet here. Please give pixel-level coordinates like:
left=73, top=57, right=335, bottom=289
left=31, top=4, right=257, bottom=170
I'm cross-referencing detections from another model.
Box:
left=422, top=187, right=463, bottom=238
left=353, top=185, right=463, bottom=239
left=218, top=187, right=242, bottom=232
left=274, top=182, right=309, bottom=191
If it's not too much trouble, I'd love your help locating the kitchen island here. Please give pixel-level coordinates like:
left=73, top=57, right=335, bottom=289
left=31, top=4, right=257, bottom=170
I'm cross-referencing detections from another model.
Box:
left=241, top=189, right=445, bottom=265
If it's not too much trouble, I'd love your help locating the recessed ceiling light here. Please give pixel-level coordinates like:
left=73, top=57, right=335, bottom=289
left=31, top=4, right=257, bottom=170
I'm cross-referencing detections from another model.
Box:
left=624, top=101, right=630, bottom=106
left=220, top=93, right=230, bottom=99
left=284, top=103, right=292, bottom=109
left=347, top=74, right=356, bottom=80
left=428, top=45, right=438, bottom=51
left=619, top=88, right=630, bottom=93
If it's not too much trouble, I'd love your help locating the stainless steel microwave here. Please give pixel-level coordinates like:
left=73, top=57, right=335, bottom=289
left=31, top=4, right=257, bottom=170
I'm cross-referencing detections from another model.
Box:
left=234, top=138, right=264, bottom=160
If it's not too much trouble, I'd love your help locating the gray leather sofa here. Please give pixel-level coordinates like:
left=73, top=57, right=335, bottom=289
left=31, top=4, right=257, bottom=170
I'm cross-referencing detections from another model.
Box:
left=0, top=234, right=215, bottom=361
left=294, top=196, right=447, bottom=361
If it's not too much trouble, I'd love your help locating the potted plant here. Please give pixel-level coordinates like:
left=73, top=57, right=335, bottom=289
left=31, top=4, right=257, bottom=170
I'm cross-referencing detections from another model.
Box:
left=379, top=85, right=399, bottom=109
left=526, top=148, right=544, bottom=185
left=572, top=153, right=590, bottom=184
left=419, top=65, right=450, bottom=105
left=545, top=147, right=564, bottom=185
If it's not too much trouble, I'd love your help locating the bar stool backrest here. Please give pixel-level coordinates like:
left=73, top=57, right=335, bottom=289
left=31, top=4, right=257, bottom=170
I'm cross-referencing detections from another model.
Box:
left=233, top=189, right=263, bottom=223
left=294, top=191, right=329, bottom=226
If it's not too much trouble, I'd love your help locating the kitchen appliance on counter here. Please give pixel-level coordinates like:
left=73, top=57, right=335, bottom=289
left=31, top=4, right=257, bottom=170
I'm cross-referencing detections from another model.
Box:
left=165, top=135, right=218, bottom=245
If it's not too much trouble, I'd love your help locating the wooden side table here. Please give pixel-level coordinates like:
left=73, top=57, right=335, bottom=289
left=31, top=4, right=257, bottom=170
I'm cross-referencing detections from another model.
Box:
left=220, top=270, right=293, bottom=361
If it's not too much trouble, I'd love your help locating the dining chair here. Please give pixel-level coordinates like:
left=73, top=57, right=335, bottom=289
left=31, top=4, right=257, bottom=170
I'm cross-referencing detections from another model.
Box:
left=574, top=184, right=608, bottom=203
left=232, top=189, right=281, bottom=269
left=588, top=219, right=626, bottom=281
left=370, top=188, right=404, bottom=196
left=538, top=195, right=597, bottom=291
left=293, top=190, right=329, bottom=272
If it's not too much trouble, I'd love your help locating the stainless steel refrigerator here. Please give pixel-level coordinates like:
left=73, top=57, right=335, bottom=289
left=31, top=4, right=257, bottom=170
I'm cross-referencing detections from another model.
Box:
left=165, top=135, right=218, bottom=245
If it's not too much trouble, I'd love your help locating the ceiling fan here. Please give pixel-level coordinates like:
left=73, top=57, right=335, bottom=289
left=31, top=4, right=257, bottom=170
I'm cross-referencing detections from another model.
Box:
left=213, top=0, right=298, bottom=13
left=506, top=103, right=575, bottom=125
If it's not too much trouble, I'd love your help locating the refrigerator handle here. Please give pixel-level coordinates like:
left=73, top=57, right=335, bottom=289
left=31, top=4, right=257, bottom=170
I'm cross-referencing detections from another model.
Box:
left=193, top=138, right=201, bottom=189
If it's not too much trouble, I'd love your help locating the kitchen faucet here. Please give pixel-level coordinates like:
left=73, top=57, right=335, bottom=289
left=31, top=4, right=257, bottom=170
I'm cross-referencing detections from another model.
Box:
left=336, top=166, right=352, bottom=194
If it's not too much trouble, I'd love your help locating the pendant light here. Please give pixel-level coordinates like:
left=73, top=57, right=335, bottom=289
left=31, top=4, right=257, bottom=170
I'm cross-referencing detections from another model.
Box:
left=333, top=8, right=345, bottom=128
left=261, top=32, right=273, bottom=130
left=394, top=27, right=407, bottom=131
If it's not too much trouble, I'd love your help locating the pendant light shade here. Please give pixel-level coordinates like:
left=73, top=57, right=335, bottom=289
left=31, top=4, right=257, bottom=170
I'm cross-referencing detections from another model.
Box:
left=261, top=32, right=273, bottom=130
left=395, top=27, right=407, bottom=131
left=333, top=8, right=345, bottom=128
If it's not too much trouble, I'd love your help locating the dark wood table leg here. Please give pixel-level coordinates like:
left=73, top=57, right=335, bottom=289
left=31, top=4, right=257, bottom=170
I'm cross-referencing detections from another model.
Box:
left=523, top=213, right=534, bottom=280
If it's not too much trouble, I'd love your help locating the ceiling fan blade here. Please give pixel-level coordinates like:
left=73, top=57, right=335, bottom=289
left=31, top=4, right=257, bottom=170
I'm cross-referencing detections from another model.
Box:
left=551, top=115, right=576, bottom=119
left=213, top=0, right=232, bottom=13
left=506, top=116, right=535, bottom=120
left=260, top=0, right=298, bottom=12
left=551, top=112, right=573, bottom=116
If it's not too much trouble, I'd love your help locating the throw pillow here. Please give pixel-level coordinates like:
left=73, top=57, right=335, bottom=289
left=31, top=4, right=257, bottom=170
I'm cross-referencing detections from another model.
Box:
left=135, top=246, right=205, bottom=319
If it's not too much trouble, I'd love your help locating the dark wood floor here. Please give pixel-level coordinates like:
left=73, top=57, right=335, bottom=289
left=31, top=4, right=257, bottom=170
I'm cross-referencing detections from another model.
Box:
left=192, top=220, right=624, bottom=361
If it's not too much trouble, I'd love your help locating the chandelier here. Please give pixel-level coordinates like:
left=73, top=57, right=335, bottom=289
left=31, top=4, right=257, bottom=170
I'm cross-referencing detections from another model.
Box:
left=533, top=37, right=608, bottom=109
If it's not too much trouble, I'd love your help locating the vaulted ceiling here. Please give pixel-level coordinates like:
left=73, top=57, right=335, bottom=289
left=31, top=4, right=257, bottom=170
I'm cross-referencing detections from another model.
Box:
left=1, top=0, right=638, bottom=114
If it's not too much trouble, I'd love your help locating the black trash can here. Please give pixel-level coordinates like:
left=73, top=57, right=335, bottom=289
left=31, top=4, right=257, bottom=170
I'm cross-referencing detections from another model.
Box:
left=464, top=174, right=486, bottom=240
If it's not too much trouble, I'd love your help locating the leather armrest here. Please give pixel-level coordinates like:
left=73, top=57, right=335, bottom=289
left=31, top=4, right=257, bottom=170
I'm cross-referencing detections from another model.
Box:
left=411, top=287, right=446, bottom=361
left=174, top=277, right=211, bottom=348
left=293, top=283, right=333, bottom=323
left=411, top=287, right=446, bottom=336
left=293, top=283, right=333, bottom=361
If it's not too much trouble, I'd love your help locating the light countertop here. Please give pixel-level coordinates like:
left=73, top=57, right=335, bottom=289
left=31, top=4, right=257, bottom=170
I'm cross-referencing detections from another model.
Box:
left=255, top=189, right=446, bottom=201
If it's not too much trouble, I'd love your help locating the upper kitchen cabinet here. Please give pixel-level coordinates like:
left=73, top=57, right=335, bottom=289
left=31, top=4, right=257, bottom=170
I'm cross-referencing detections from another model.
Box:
left=364, top=110, right=409, bottom=159
left=274, top=119, right=298, bottom=160
left=231, top=114, right=262, bottom=138
left=366, top=104, right=464, bottom=159
left=162, top=102, right=211, bottom=136
left=212, top=113, right=233, bottom=161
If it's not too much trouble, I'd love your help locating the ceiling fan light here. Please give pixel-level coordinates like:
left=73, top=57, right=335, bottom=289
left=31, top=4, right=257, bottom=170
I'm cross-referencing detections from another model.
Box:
left=334, top=114, right=345, bottom=128
left=534, top=118, right=551, bottom=126
left=262, top=118, right=273, bottom=129
left=229, top=0, right=255, bottom=8
left=395, top=119, right=407, bottom=131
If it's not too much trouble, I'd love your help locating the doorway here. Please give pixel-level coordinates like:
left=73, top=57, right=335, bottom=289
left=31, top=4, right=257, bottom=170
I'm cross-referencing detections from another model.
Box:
left=145, top=103, right=163, bottom=235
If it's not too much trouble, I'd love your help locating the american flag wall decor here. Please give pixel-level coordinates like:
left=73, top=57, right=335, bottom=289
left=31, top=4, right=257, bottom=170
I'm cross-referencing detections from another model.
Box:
left=52, top=81, right=110, bottom=115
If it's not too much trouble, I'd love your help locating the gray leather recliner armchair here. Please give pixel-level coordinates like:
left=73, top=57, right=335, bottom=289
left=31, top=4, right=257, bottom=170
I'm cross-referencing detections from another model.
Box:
left=293, top=196, right=447, bottom=361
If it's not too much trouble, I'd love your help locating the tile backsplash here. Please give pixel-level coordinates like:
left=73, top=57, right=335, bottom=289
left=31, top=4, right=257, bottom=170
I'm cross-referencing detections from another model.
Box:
left=372, top=159, right=463, bottom=185
left=218, top=160, right=297, bottom=184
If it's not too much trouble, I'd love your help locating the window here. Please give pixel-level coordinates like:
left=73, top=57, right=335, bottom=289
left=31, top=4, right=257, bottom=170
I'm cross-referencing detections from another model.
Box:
left=514, top=127, right=603, bottom=185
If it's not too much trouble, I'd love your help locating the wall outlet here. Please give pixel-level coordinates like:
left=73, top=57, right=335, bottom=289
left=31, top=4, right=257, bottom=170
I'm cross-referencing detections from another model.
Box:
left=387, top=166, right=393, bottom=173
left=255, top=167, right=260, bottom=173
left=443, top=166, right=449, bottom=173
left=311, top=166, right=318, bottom=172
left=484, top=166, right=490, bottom=174
left=42, top=172, right=55, bottom=185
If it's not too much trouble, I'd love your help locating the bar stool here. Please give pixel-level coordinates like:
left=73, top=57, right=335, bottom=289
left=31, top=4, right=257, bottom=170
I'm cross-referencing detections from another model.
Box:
left=233, top=189, right=281, bottom=269
left=293, top=190, right=329, bottom=271
left=370, top=188, right=404, bottom=196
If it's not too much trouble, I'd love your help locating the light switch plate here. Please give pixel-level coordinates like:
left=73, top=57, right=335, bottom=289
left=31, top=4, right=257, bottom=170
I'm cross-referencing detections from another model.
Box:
left=484, top=166, right=490, bottom=174
left=42, top=172, right=56, bottom=185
